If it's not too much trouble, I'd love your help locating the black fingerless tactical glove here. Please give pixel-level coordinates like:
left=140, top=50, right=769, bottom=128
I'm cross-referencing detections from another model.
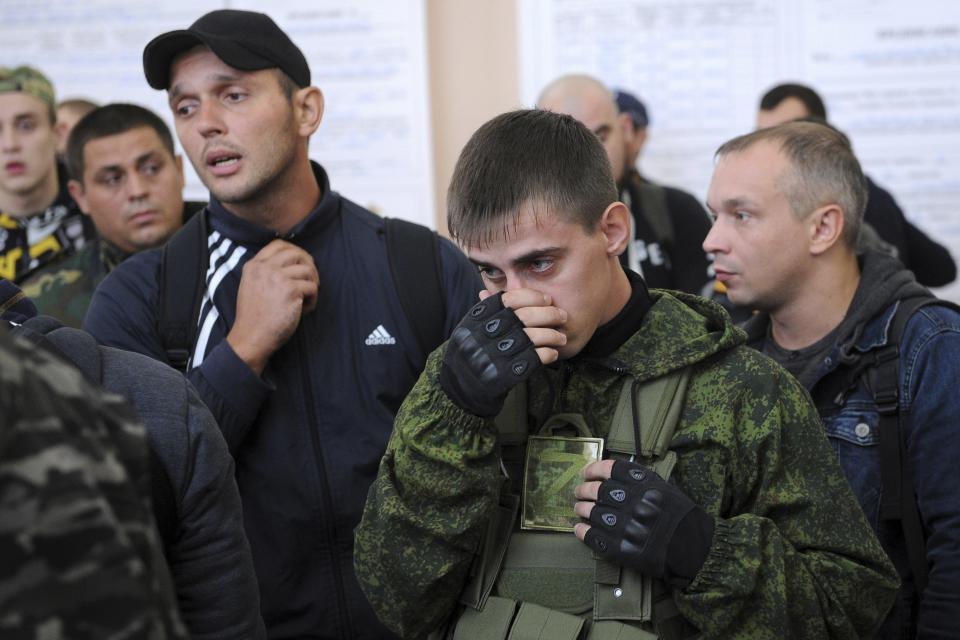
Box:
left=439, top=293, right=541, bottom=417
left=583, top=460, right=715, bottom=589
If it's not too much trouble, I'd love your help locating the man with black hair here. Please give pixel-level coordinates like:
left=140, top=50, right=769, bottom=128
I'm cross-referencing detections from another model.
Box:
left=757, top=82, right=956, bottom=287
left=538, top=76, right=712, bottom=295
left=706, top=120, right=960, bottom=638
left=0, top=65, right=95, bottom=283
left=21, top=103, right=201, bottom=327
left=84, top=9, right=480, bottom=639
left=355, top=108, right=897, bottom=639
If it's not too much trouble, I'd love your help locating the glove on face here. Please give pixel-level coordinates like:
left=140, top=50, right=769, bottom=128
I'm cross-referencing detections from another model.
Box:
left=439, top=293, right=541, bottom=417
left=583, top=460, right=715, bottom=589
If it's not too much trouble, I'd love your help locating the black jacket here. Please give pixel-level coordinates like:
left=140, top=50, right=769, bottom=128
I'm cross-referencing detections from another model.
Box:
left=85, top=163, right=481, bottom=639
left=864, top=177, right=956, bottom=287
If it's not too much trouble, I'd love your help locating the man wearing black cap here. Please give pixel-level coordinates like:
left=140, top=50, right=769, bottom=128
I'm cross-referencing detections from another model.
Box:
left=85, top=10, right=481, bottom=639
left=539, top=76, right=712, bottom=295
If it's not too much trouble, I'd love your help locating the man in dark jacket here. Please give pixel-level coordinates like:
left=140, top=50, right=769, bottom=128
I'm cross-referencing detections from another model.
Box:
left=84, top=10, right=480, bottom=639
left=704, top=120, right=960, bottom=638
left=355, top=108, right=897, bottom=639
left=21, top=103, right=203, bottom=327
left=538, top=76, right=713, bottom=295
left=2, top=279, right=265, bottom=639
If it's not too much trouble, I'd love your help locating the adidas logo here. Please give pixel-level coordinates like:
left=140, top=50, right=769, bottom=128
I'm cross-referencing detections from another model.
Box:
left=365, top=324, right=397, bottom=346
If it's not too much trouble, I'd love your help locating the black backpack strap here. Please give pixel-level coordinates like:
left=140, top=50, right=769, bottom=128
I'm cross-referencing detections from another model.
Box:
left=385, top=217, right=446, bottom=360
left=636, top=180, right=674, bottom=253
left=159, top=209, right=209, bottom=372
left=870, top=296, right=960, bottom=594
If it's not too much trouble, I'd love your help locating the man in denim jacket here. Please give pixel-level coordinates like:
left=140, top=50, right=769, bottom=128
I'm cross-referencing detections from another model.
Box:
left=704, top=120, right=960, bottom=639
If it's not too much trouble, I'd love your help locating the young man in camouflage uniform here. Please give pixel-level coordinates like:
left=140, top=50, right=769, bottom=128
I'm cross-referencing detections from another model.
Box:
left=0, top=327, right=186, bottom=638
left=354, top=109, right=898, bottom=638
left=0, top=66, right=95, bottom=284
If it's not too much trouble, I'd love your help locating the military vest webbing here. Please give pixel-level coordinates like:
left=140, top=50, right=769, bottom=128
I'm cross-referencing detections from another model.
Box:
left=450, top=367, right=698, bottom=640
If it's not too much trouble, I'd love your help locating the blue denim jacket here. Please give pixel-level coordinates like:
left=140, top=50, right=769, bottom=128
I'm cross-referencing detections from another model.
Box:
left=783, top=299, right=960, bottom=639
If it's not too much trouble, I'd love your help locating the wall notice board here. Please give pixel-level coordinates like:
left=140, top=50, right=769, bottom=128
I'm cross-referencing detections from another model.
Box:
left=0, top=0, right=435, bottom=228
left=520, top=0, right=960, bottom=301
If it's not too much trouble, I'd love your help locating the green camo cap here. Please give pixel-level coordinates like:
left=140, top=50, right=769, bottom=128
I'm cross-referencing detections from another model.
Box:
left=0, top=66, right=55, bottom=117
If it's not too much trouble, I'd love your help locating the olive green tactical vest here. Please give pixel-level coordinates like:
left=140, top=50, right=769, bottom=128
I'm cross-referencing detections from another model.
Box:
left=447, top=368, right=699, bottom=640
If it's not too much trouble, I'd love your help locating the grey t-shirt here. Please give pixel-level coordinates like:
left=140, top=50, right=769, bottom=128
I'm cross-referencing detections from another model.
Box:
left=762, top=323, right=843, bottom=390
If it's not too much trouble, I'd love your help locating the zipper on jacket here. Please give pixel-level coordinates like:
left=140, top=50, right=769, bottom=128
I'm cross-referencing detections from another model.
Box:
left=296, top=331, right=354, bottom=639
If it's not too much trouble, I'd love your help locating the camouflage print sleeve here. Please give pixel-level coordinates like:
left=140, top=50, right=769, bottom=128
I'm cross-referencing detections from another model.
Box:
left=673, top=364, right=899, bottom=638
left=0, top=332, right=188, bottom=639
left=355, top=348, right=502, bottom=639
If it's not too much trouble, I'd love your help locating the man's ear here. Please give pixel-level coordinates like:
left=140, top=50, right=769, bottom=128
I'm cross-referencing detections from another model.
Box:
left=633, top=126, right=648, bottom=152
left=67, top=179, right=89, bottom=215
left=599, top=201, right=631, bottom=257
left=617, top=112, right=634, bottom=142
left=808, top=203, right=845, bottom=255
left=294, top=86, right=324, bottom=138
left=54, top=121, right=70, bottom=148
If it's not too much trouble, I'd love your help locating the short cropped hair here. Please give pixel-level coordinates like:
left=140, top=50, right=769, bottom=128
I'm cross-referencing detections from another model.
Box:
left=759, top=83, right=827, bottom=120
left=715, top=121, right=867, bottom=248
left=57, top=98, right=98, bottom=120
left=447, top=109, right=618, bottom=247
left=66, top=103, right=176, bottom=181
left=274, top=69, right=298, bottom=100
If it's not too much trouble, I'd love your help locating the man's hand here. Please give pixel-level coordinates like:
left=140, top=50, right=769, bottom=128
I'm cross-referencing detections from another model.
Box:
left=439, top=289, right=566, bottom=417
left=227, top=239, right=319, bottom=376
left=574, top=460, right=715, bottom=589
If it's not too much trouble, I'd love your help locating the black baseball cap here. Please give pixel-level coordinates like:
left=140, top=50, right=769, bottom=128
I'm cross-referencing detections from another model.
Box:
left=143, top=9, right=310, bottom=90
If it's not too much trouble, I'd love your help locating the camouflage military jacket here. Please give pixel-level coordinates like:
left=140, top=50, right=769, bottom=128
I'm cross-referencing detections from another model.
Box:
left=20, top=201, right=205, bottom=329
left=0, top=330, right=187, bottom=638
left=355, top=290, right=898, bottom=639
left=18, top=239, right=106, bottom=329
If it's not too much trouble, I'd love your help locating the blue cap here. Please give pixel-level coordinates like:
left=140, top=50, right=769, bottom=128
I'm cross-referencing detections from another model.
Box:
left=613, top=89, right=649, bottom=128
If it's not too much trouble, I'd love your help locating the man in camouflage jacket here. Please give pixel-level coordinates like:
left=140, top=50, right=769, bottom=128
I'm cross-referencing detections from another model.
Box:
left=0, top=328, right=187, bottom=638
left=354, top=109, right=898, bottom=639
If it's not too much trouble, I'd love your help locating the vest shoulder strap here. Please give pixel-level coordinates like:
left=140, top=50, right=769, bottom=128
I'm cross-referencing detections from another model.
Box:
left=607, top=368, right=691, bottom=462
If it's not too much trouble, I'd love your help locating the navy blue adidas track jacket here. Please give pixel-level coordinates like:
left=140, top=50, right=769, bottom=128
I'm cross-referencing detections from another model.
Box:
left=85, top=163, right=481, bottom=639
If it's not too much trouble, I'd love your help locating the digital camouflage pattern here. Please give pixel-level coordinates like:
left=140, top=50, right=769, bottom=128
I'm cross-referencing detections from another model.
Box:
left=0, top=330, right=188, bottom=639
left=355, top=290, right=899, bottom=639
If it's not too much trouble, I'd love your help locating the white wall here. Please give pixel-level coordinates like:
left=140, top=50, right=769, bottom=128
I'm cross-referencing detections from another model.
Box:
left=520, top=0, right=960, bottom=301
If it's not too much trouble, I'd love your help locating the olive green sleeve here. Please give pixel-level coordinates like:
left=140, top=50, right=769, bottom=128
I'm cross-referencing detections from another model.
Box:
left=354, top=349, right=502, bottom=639
left=673, top=369, right=899, bottom=638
